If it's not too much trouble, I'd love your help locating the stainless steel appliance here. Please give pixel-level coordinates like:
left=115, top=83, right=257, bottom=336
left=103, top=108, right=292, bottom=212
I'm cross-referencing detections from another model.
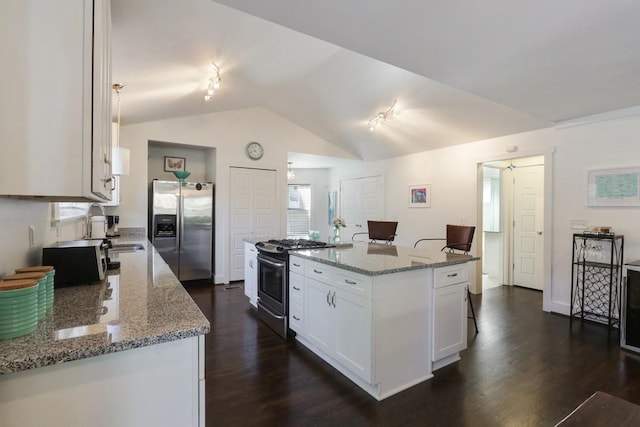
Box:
left=255, top=239, right=335, bottom=338
left=622, top=261, right=640, bottom=353
left=150, top=180, right=214, bottom=281
left=42, top=239, right=107, bottom=286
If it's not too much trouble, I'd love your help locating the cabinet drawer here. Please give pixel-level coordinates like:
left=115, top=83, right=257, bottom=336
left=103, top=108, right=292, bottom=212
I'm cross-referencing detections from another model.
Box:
left=335, top=270, right=372, bottom=299
left=289, top=256, right=305, bottom=273
left=289, top=272, right=304, bottom=304
left=434, top=264, right=468, bottom=288
left=305, top=260, right=335, bottom=284
left=289, top=302, right=304, bottom=334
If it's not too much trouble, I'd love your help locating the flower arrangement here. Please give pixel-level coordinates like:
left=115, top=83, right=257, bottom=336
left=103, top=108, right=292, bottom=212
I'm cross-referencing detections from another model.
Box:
left=332, top=217, right=346, bottom=229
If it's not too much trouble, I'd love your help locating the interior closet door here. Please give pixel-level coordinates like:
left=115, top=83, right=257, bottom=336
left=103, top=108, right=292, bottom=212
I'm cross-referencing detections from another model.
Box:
left=340, top=176, right=384, bottom=240
left=512, top=165, right=544, bottom=290
left=229, top=167, right=276, bottom=281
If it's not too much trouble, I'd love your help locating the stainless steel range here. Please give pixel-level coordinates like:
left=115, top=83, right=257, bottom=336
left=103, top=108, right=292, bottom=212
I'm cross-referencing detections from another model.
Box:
left=255, top=239, right=335, bottom=338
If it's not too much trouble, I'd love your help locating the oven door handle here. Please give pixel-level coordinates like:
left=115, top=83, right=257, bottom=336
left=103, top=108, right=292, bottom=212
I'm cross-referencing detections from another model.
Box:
left=258, top=257, right=286, bottom=268
left=259, top=302, right=286, bottom=320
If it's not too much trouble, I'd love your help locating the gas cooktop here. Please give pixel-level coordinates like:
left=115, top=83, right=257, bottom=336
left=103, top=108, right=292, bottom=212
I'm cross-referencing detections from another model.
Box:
left=255, top=239, right=335, bottom=255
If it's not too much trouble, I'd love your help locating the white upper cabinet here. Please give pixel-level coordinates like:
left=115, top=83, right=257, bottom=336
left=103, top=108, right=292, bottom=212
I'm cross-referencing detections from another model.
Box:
left=0, top=0, right=112, bottom=201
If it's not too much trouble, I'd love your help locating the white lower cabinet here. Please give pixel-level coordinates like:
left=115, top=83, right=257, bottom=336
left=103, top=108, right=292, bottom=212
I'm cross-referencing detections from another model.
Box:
left=305, top=277, right=335, bottom=354
left=304, top=276, right=372, bottom=382
left=432, top=264, right=469, bottom=369
left=288, top=269, right=304, bottom=334
left=289, top=254, right=470, bottom=400
left=0, top=336, right=205, bottom=427
left=433, top=282, right=467, bottom=362
left=333, top=289, right=372, bottom=382
left=243, top=242, right=258, bottom=307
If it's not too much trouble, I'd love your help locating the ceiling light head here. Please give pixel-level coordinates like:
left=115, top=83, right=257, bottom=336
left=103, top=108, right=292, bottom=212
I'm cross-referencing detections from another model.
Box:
left=204, top=61, right=222, bottom=101
left=368, top=100, right=398, bottom=131
left=287, top=162, right=295, bottom=182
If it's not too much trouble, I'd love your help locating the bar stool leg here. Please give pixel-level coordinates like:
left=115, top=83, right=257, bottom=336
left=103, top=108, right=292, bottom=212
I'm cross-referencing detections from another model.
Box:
left=468, top=288, right=479, bottom=333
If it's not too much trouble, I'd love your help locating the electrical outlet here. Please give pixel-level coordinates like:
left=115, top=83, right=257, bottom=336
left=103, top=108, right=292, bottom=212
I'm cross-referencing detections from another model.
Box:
left=570, top=220, right=587, bottom=230
left=29, top=225, right=35, bottom=248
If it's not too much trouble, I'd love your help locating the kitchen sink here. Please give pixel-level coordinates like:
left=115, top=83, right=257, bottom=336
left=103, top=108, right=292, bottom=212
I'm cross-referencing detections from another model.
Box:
left=109, top=243, right=145, bottom=253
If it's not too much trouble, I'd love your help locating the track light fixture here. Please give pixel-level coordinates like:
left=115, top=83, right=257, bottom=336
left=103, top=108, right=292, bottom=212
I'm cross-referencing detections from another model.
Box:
left=204, top=62, right=222, bottom=101
left=368, top=100, right=398, bottom=131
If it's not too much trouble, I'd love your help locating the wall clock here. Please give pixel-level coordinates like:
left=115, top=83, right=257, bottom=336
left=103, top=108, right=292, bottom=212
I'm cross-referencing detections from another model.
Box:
left=245, top=142, right=264, bottom=160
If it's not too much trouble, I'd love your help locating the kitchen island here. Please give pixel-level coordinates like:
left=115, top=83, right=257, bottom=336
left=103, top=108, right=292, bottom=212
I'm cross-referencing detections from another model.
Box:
left=0, top=240, right=210, bottom=427
left=289, top=242, right=478, bottom=400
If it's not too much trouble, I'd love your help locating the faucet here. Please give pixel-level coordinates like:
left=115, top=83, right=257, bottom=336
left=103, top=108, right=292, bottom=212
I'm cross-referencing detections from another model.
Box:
left=85, top=203, right=106, bottom=239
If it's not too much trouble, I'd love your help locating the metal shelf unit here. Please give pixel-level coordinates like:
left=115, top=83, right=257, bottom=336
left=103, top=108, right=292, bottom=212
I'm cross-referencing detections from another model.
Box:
left=570, top=233, right=624, bottom=331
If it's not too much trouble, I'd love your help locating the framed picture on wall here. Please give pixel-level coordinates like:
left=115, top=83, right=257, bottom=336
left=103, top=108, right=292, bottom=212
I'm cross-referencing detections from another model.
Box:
left=588, top=166, right=640, bottom=206
left=164, top=156, right=186, bottom=172
left=409, top=184, right=431, bottom=208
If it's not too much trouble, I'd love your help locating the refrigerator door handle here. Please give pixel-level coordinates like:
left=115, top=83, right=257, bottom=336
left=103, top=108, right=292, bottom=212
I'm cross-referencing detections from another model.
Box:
left=179, top=188, right=185, bottom=251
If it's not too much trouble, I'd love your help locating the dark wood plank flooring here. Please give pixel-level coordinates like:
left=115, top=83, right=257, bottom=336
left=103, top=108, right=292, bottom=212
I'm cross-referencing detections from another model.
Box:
left=186, top=284, right=640, bottom=426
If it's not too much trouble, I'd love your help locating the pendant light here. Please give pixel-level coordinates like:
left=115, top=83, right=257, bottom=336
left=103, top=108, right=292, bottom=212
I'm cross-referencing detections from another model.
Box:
left=287, top=162, right=295, bottom=182
left=112, top=83, right=130, bottom=176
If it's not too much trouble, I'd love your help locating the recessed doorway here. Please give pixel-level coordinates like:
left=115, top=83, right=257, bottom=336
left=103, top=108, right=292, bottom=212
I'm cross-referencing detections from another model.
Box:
left=481, top=156, right=545, bottom=292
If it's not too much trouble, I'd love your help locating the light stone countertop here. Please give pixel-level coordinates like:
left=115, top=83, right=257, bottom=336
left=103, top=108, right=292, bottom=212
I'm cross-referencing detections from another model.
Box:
left=290, top=242, right=479, bottom=276
left=0, top=239, right=210, bottom=375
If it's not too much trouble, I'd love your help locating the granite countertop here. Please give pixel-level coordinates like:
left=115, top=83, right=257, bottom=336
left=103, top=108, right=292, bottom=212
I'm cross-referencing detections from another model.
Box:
left=0, top=240, right=210, bottom=375
left=290, top=242, right=479, bottom=276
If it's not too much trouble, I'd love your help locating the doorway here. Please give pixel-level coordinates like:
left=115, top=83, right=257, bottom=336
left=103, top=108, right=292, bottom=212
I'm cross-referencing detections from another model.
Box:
left=481, top=156, right=545, bottom=292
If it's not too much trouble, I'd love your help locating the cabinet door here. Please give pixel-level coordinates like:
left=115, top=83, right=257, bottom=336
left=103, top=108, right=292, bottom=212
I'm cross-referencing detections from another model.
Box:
left=0, top=0, right=111, bottom=200
left=305, top=278, right=334, bottom=354
left=243, top=243, right=258, bottom=307
left=289, top=271, right=304, bottom=334
left=91, top=0, right=113, bottom=200
left=333, top=290, right=372, bottom=382
left=433, top=282, right=467, bottom=362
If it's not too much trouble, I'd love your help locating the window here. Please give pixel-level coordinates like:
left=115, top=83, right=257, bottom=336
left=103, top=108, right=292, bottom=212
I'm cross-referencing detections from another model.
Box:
left=287, top=184, right=311, bottom=238
left=52, top=202, right=90, bottom=224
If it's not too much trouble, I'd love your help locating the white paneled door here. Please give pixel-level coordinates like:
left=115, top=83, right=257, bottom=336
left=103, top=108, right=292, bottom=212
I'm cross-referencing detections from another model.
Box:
left=340, top=176, right=384, bottom=240
left=513, top=165, right=544, bottom=290
left=229, top=167, right=277, bottom=281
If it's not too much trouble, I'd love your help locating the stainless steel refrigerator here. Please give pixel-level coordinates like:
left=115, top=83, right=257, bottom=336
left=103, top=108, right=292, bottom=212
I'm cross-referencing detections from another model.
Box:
left=150, top=180, right=214, bottom=281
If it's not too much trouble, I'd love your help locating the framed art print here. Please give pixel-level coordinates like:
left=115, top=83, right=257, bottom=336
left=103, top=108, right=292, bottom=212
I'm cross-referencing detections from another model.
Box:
left=409, top=184, right=431, bottom=208
left=164, top=156, right=186, bottom=172
left=587, top=166, right=640, bottom=206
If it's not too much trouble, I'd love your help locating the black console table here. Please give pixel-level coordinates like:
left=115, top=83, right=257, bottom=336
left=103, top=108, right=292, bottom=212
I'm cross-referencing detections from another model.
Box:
left=570, top=233, right=624, bottom=331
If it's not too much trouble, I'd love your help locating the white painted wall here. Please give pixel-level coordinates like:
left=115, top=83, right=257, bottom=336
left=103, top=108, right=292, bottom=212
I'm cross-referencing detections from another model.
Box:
left=0, top=200, right=87, bottom=277
left=4, top=105, right=640, bottom=311
left=327, top=108, right=640, bottom=315
left=148, top=144, right=209, bottom=183
left=111, top=107, right=355, bottom=284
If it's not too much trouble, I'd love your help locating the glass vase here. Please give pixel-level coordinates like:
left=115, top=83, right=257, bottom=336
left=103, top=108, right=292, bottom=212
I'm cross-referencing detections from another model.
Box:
left=333, top=227, right=341, bottom=243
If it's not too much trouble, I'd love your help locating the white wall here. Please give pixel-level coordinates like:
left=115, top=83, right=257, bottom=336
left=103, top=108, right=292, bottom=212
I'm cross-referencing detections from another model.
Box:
left=148, top=144, right=209, bottom=183
left=111, top=107, right=355, bottom=284
left=0, top=200, right=87, bottom=277
left=327, top=108, right=640, bottom=315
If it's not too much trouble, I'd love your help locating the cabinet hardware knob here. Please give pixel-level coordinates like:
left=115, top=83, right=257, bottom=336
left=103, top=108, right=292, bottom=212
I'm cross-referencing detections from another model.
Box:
left=326, top=291, right=331, bottom=306
left=331, top=291, right=336, bottom=307
left=293, top=315, right=300, bottom=321
left=447, top=273, right=458, bottom=277
left=313, top=269, right=323, bottom=274
left=293, top=286, right=300, bottom=291
left=345, top=279, right=357, bottom=285
left=293, top=263, right=301, bottom=267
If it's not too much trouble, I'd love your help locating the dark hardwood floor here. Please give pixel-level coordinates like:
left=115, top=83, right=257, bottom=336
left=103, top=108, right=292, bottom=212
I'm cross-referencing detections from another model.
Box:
left=186, top=284, right=640, bottom=426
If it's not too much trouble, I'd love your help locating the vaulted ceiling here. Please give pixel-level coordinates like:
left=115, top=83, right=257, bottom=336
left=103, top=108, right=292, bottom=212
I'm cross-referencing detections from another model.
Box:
left=111, top=0, right=640, bottom=162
